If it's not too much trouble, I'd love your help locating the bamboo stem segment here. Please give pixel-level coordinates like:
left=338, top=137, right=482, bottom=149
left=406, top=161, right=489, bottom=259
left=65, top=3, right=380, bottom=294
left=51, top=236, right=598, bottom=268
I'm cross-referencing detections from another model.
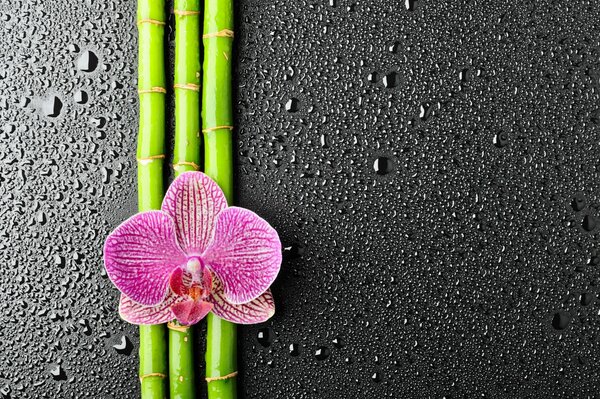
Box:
left=173, top=0, right=203, bottom=176
left=169, top=0, right=203, bottom=398
left=139, top=325, right=168, bottom=399
left=136, top=1, right=168, bottom=398
left=202, top=0, right=234, bottom=202
left=206, top=317, right=237, bottom=398
left=168, top=320, right=196, bottom=399
left=202, top=0, right=237, bottom=398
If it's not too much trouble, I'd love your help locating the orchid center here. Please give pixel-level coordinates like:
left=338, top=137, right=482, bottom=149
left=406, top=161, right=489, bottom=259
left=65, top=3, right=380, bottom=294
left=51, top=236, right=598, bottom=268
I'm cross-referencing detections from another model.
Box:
left=182, top=256, right=213, bottom=300
left=186, top=257, right=204, bottom=274
left=189, top=285, right=204, bottom=301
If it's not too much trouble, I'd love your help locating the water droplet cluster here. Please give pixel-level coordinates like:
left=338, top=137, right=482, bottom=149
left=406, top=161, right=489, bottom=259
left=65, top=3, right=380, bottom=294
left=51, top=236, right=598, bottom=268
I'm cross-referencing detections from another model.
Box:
left=234, top=0, right=600, bottom=397
left=0, top=0, right=140, bottom=396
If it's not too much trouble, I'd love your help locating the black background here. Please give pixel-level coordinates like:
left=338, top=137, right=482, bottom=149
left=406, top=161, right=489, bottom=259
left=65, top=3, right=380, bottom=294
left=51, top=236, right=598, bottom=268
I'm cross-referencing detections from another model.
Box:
left=1, top=0, right=600, bottom=397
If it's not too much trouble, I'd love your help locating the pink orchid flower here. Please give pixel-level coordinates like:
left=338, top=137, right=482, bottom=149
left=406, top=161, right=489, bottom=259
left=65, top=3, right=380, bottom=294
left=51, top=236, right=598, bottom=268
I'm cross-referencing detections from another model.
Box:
left=103, top=172, right=282, bottom=325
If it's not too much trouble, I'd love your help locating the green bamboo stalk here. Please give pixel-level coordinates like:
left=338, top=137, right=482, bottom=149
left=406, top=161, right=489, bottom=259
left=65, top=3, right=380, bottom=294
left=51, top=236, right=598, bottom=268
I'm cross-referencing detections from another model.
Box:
left=139, top=325, right=168, bottom=398
left=136, top=0, right=168, bottom=398
left=168, top=323, right=196, bottom=399
left=173, top=0, right=203, bottom=175
left=202, top=0, right=237, bottom=398
left=205, top=320, right=237, bottom=398
left=169, top=0, right=202, bottom=398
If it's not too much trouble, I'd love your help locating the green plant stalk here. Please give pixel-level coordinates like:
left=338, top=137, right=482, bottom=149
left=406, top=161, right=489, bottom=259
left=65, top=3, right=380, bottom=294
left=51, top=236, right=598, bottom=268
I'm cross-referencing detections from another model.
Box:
left=206, top=319, right=237, bottom=398
left=139, top=325, right=167, bottom=399
left=170, top=0, right=202, bottom=398
left=202, top=0, right=237, bottom=398
left=173, top=0, right=202, bottom=175
left=169, top=324, right=195, bottom=399
left=136, top=0, right=168, bottom=398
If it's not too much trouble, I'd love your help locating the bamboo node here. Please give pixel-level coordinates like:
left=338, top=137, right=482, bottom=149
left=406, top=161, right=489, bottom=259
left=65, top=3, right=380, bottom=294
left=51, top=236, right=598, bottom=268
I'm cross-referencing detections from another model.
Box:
left=205, top=371, right=238, bottom=383
left=203, top=29, right=234, bottom=39
left=173, top=9, right=201, bottom=16
left=138, top=87, right=167, bottom=94
left=202, top=125, right=234, bottom=133
left=174, top=83, right=201, bottom=92
left=137, top=18, right=166, bottom=26
left=167, top=320, right=190, bottom=332
left=173, top=161, right=201, bottom=171
left=139, top=372, right=166, bottom=383
left=137, top=154, right=165, bottom=165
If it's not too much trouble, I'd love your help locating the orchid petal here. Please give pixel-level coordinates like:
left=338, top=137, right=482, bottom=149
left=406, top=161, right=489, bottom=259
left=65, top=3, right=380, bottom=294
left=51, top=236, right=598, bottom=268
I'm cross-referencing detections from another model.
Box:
left=119, top=294, right=180, bottom=325
left=171, top=299, right=214, bottom=325
left=209, top=277, right=275, bottom=324
left=203, top=207, right=282, bottom=305
left=161, top=172, right=228, bottom=255
left=169, top=267, right=191, bottom=297
left=104, top=211, right=187, bottom=306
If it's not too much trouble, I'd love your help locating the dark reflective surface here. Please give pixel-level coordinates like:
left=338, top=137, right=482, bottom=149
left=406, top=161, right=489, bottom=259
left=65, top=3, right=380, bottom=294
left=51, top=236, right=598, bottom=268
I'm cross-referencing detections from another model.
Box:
left=1, top=0, right=599, bottom=397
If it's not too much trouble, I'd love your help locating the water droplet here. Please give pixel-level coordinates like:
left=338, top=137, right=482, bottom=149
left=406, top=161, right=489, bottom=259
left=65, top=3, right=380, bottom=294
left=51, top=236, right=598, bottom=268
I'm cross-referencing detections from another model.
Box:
left=405, top=0, right=418, bottom=11
left=77, top=50, right=98, bottom=72
left=373, top=157, right=394, bottom=175
left=371, top=371, right=382, bottom=382
left=493, top=132, right=509, bottom=148
left=49, top=365, right=66, bottom=381
left=42, top=96, right=62, bottom=118
left=78, top=319, right=92, bottom=336
left=552, top=311, right=571, bottom=330
left=583, top=215, right=597, bottom=232
left=383, top=72, right=399, bottom=88
left=571, top=194, right=586, bottom=211
left=332, top=337, right=343, bottom=348
left=283, top=243, right=305, bottom=260
left=459, top=68, right=471, bottom=82
left=257, top=328, right=273, bottom=347
left=53, top=255, right=65, bottom=268
left=91, top=116, right=106, bottom=129
left=314, top=346, right=330, bottom=360
left=288, top=343, right=300, bottom=357
left=74, top=90, right=88, bottom=104
left=580, top=293, right=594, bottom=306
left=285, top=98, right=299, bottom=112
left=113, top=336, right=133, bottom=355
left=36, top=211, right=47, bottom=225
left=419, top=102, right=433, bottom=121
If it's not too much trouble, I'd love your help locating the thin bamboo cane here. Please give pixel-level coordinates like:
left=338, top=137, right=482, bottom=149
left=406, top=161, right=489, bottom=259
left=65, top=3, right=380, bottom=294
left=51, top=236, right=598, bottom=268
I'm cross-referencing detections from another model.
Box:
left=136, top=0, right=168, bottom=398
left=169, top=0, right=203, bottom=397
left=202, top=0, right=237, bottom=398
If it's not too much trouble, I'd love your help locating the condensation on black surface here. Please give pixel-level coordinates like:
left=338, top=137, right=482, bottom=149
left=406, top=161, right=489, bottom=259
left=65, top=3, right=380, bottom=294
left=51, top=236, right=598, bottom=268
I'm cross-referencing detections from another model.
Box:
left=0, top=0, right=599, bottom=398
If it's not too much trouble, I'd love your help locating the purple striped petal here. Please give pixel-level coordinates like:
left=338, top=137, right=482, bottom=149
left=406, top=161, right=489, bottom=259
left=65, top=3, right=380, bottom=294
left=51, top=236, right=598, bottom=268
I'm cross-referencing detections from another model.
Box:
left=202, top=207, right=282, bottom=305
left=209, top=277, right=275, bottom=324
left=119, top=293, right=180, bottom=325
left=171, top=299, right=213, bottom=325
left=161, top=172, right=228, bottom=256
left=104, top=211, right=187, bottom=306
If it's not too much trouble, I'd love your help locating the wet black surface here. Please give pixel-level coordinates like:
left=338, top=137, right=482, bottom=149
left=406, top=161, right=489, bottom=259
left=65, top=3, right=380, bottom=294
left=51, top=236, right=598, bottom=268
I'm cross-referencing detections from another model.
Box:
left=1, top=0, right=600, bottom=397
